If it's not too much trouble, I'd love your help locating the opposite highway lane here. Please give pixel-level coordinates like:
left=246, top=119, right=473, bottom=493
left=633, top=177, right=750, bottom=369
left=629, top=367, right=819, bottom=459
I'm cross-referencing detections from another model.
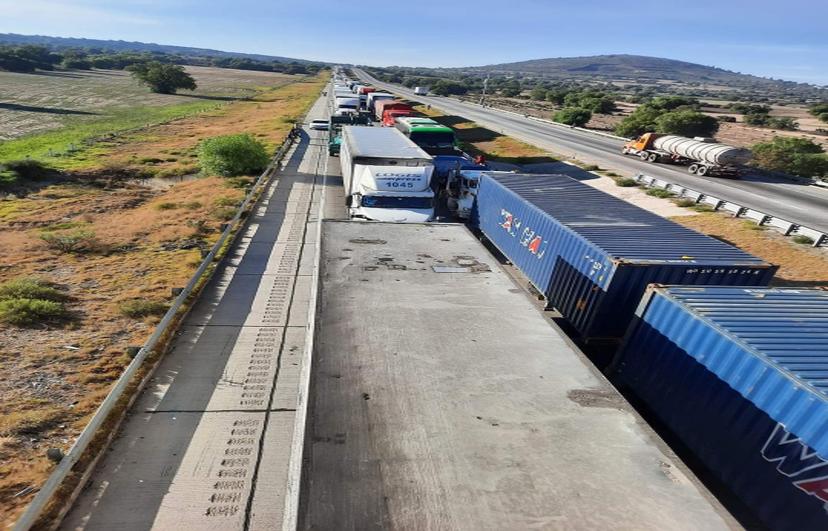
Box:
left=355, top=69, right=828, bottom=234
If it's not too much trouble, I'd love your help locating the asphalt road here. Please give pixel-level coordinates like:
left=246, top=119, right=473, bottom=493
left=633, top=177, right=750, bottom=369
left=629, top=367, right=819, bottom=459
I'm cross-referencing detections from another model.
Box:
left=60, top=94, right=340, bottom=530
left=355, top=69, right=828, bottom=234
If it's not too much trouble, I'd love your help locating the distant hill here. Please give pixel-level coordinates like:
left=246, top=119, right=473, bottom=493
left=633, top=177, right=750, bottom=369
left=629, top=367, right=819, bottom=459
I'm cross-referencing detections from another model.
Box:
left=457, top=54, right=813, bottom=88
left=0, top=33, right=317, bottom=64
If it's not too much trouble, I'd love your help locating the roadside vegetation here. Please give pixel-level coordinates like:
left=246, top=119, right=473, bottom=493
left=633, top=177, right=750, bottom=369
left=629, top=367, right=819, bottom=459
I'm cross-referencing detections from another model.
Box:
left=0, top=70, right=327, bottom=525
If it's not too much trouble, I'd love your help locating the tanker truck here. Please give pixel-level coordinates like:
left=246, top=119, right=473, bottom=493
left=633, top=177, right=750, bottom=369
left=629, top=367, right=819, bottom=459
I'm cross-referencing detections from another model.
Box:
left=622, top=133, right=751, bottom=177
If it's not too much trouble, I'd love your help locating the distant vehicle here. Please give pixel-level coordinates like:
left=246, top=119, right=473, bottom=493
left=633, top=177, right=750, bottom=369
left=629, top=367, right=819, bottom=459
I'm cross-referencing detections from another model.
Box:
left=310, top=119, right=329, bottom=131
left=339, top=126, right=435, bottom=222
left=413, top=86, right=429, bottom=96
left=622, top=133, right=751, bottom=177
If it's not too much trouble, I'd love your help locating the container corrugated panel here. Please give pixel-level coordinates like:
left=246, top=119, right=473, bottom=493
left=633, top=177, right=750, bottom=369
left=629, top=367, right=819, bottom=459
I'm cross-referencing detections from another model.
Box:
left=473, top=173, right=776, bottom=341
left=614, top=286, right=828, bottom=531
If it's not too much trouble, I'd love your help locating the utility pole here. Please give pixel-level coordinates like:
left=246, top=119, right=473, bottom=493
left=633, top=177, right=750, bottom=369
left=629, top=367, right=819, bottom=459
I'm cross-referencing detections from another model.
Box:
left=479, top=73, right=490, bottom=106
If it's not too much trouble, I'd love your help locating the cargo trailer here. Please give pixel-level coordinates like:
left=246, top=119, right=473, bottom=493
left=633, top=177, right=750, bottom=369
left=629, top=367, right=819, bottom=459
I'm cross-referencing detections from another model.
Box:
left=612, top=286, right=828, bottom=531
left=299, top=220, right=735, bottom=530
left=373, top=100, right=413, bottom=122
left=382, top=108, right=414, bottom=127
left=366, top=91, right=395, bottom=114
left=339, top=126, right=435, bottom=222
left=473, top=173, right=776, bottom=342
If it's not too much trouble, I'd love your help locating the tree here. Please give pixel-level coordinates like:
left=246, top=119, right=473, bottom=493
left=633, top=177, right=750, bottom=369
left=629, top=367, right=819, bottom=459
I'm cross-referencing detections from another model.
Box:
left=752, top=137, right=828, bottom=179
left=500, top=87, right=521, bottom=98
left=530, top=86, right=548, bottom=101
left=128, top=61, right=197, bottom=94
left=198, top=134, right=270, bottom=177
left=808, top=103, right=828, bottom=123
left=431, top=79, right=468, bottom=96
left=654, top=110, right=719, bottom=137
left=615, top=106, right=662, bottom=137
left=553, top=107, right=592, bottom=127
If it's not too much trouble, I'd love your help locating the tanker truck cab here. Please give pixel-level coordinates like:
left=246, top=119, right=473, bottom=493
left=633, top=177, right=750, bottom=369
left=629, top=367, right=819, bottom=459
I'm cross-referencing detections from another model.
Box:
left=623, top=132, right=748, bottom=178
left=340, top=126, right=436, bottom=223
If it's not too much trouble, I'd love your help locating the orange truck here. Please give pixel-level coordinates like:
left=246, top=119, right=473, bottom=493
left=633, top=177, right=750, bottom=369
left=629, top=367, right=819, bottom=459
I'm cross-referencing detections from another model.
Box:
left=622, top=133, right=752, bottom=177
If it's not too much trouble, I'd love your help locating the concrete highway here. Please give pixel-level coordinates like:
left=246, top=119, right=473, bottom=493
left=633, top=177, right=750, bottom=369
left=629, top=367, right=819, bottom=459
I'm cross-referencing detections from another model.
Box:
left=355, top=69, right=828, bottom=234
left=60, top=94, right=344, bottom=530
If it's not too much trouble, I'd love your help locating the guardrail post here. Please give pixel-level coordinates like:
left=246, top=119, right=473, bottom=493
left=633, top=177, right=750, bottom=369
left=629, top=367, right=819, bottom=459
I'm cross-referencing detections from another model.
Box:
left=813, top=234, right=827, bottom=248
left=733, top=207, right=747, bottom=218
left=712, top=200, right=725, bottom=211
left=758, top=215, right=771, bottom=226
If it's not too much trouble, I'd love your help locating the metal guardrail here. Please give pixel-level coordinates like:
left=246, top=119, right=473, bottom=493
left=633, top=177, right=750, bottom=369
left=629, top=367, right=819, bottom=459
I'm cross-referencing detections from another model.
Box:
left=635, top=174, right=827, bottom=248
left=13, top=132, right=300, bottom=531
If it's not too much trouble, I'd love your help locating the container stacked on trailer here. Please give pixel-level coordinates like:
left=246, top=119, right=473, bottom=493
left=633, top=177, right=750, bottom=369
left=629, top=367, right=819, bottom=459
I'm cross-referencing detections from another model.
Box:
left=612, top=286, right=828, bottom=531
left=472, top=173, right=777, bottom=343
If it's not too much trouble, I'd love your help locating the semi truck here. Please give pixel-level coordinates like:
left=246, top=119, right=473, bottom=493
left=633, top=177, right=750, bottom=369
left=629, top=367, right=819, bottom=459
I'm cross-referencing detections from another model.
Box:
left=328, top=114, right=371, bottom=156
left=339, top=126, right=436, bottom=222
left=334, top=95, right=360, bottom=116
left=366, top=92, right=395, bottom=114
left=622, top=133, right=752, bottom=177
left=373, top=100, right=413, bottom=121
left=395, top=116, right=457, bottom=155
left=302, top=220, right=735, bottom=530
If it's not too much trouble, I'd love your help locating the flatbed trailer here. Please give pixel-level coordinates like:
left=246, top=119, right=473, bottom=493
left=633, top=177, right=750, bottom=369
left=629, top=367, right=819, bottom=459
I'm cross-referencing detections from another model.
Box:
left=298, top=220, right=735, bottom=530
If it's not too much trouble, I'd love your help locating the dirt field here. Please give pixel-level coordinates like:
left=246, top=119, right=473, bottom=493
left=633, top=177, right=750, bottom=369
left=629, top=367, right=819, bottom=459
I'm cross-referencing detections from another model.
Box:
left=0, top=66, right=294, bottom=140
left=0, top=72, right=326, bottom=525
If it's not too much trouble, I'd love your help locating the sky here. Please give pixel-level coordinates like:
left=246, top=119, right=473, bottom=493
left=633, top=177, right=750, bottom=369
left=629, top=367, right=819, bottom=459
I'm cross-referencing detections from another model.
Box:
left=1, top=0, right=826, bottom=85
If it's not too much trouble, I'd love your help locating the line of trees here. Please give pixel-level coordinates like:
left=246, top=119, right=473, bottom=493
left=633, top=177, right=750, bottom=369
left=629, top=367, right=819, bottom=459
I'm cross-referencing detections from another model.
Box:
left=615, top=96, right=719, bottom=138
left=0, top=44, right=326, bottom=75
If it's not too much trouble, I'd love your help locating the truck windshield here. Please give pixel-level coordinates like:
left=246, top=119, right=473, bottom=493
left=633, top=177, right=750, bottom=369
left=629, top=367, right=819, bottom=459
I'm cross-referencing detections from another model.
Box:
left=361, top=196, right=433, bottom=209
left=409, top=132, right=455, bottom=149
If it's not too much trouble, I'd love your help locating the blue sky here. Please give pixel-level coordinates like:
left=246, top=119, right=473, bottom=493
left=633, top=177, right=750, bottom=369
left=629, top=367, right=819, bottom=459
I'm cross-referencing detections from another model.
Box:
left=1, top=0, right=826, bottom=84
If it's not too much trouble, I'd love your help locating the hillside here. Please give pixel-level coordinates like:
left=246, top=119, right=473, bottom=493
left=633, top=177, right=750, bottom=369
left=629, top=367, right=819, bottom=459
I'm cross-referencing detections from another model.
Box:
left=0, top=33, right=316, bottom=64
left=458, top=54, right=816, bottom=89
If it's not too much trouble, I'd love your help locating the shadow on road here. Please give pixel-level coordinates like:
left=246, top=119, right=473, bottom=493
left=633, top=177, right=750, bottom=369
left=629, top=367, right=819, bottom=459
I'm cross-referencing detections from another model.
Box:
left=0, top=102, right=98, bottom=115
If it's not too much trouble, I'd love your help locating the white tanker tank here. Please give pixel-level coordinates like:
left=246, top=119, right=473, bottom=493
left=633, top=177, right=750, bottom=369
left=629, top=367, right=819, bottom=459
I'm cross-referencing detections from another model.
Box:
left=623, top=132, right=751, bottom=177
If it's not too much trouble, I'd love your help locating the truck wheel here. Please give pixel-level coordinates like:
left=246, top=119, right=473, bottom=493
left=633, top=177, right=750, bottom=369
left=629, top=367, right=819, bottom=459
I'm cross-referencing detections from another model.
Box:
left=688, top=164, right=699, bottom=174
left=647, top=153, right=658, bottom=163
left=697, top=165, right=709, bottom=176
left=639, top=152, right=650, bottom=161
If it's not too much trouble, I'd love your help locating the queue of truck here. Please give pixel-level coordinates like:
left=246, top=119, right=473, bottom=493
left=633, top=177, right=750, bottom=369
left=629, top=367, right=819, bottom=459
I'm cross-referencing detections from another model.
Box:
left=325, top=71, right=828, bottom=530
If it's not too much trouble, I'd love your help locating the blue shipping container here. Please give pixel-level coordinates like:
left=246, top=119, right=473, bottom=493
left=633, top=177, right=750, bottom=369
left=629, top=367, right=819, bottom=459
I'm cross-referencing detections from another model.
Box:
left=613, top=286, right=828, bottom=531
left=473, top=173, right=776, bottom=341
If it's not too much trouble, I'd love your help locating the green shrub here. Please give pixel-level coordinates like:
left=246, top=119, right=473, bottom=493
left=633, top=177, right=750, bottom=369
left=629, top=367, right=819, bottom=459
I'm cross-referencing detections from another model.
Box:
left=0, top=298, right=68, bottom=326
left=183, top=201, right=203, bottom=210
left=40, top=229, right=98, bottom=253
left=581, top=164, right=601, bottom=171
left=212, top=206, right=237, bottom=221
left=614, top=178, right=639, bottom=187
left=198, top=134, right=270, bottom=177
left=154, top=202, right=179, bottom=211
left=119, top=299, right=169, bottom=318
left=213, top=196, right=238, bottom=207
left=646, top=188, right=673, bottom=198
left=692, top=204, right=715, bottom=212
left=792, top=235, right=815, bottom=245
left=674, top=198, right=697, bottom=207
left=0, top=277, right=66, bottom=302
left=553, top=107, right=592, bottom=127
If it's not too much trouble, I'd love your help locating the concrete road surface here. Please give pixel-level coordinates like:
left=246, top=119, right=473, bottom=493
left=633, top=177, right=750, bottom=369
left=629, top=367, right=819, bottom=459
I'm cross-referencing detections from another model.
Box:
left=61, top=93, right=343, bottom=531
left=355, top=69, right=828, bottom=234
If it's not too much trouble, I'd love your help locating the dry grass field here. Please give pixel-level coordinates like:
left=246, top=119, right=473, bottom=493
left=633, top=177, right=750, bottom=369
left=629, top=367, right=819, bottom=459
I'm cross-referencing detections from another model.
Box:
left=0, top=69, right=326, bottom=525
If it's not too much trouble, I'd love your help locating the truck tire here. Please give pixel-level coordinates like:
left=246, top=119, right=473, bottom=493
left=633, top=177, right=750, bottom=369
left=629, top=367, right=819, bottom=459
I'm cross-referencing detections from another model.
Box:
left=697, top=165, right=709, bottom=176
left=639, top=152, right=650, bottom=161
left=688, top=164, right=699, bottom=174
left=647, top=153, right=658, bottom=163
